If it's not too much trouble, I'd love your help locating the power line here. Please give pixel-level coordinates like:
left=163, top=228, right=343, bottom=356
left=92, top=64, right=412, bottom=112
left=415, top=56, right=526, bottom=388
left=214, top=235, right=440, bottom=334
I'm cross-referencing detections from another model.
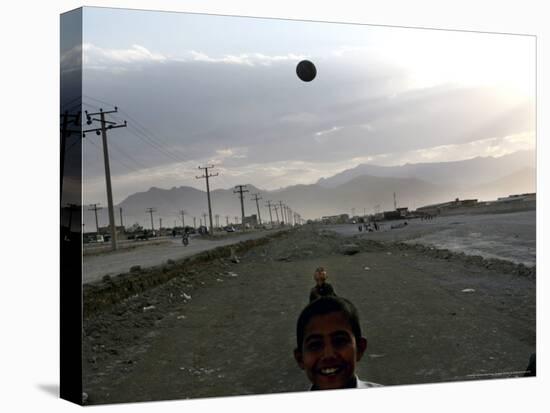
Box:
left=84, top=103, right=192, bottom=178
left=84, top=100, right=186, bottom=164
left=85, top=132, right=144, bottom=175
left=84, top=95, right=190, bottom=162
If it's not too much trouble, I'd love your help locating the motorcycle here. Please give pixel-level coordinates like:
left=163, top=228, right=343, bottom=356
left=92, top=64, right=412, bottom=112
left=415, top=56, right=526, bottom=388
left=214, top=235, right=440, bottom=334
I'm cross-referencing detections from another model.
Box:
left=182, top=232, right=189, bottom=246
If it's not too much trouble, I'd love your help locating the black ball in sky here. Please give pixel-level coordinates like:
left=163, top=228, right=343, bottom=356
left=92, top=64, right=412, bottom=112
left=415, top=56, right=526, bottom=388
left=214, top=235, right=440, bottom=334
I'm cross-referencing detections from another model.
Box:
left=296, top=60, right=316, bottom=82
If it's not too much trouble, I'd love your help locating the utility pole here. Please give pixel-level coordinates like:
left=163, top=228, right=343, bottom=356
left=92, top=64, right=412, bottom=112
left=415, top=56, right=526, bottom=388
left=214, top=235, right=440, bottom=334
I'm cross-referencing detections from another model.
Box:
left=278, top=201, right=285, bottom=225
left=146, top=207, right=156, bottom=232
left=215, top=214, right=220, bottom=228
left=196, top=165, right=218, bottom=235
left=226, top=216, right=229, bottom=226
left=88, top=203, right=102, bottom=233
left=234, top=216, right=239, bottom=225
left=287, top=206, right=292, bottom=226
left=265, top=200, right=274, bottom=225
left=273, top=205, right=280, bottom=224
left=202, top=212, right=208, bottom=229
left=251, top=193, right=263, bottom=226
left=159, top=217, right=162, bottom=232
left=394, top=192, right=397, bottom=210
left=83, top=107, right=127, bottom=251
left=180, top=209, right=186, bottom=228
left=119, top=207, right=124, bottom=228
left=234, top=185, right=249, bottom=231
left=193, top=216, right=196, bottom=229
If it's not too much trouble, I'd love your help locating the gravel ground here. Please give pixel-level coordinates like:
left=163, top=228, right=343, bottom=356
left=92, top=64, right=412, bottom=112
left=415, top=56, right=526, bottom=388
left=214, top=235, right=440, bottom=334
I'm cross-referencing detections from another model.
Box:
left=82, top=225, right=535, bottom=405
left=326, top=210, right=535, bottom=266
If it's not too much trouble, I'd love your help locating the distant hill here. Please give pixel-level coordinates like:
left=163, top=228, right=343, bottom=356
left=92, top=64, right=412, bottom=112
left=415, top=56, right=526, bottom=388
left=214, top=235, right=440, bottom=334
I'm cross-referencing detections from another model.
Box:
left=317, top=150, right=536, bottom=188
left=83, top=150, right=536, bottom=229
left=461, top=167, right=536, bottom=201
left=85, top=176, right=453, bottom=229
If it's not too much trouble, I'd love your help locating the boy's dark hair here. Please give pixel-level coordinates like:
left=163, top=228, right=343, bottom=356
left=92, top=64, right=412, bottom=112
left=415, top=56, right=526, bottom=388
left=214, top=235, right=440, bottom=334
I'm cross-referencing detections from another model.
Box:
left=296, top=296, right=362, bottom=351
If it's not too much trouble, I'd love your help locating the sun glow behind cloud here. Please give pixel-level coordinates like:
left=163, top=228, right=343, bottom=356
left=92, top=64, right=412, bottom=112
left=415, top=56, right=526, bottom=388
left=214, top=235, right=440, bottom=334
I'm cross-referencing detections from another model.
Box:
left=333, top=29, right=535, bottom=100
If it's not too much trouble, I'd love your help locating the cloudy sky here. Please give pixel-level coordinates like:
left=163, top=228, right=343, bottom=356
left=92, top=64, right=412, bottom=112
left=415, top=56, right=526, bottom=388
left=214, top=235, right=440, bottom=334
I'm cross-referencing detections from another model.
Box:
left=69, top=7, right=535, bottom=204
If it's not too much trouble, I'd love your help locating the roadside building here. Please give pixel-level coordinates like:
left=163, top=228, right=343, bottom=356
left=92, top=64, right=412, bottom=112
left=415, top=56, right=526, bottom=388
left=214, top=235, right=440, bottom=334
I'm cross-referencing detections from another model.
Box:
left=243, top=214, right=258, bottom=227
left=396, top=207, right=409, bottom=217
left=495, top=193, right=536, bottom=203
left=415, top=198, right=478, bottom=215
left=382, top=210, right=402, bottom=220
left=321, top=214, right=349, bottom=224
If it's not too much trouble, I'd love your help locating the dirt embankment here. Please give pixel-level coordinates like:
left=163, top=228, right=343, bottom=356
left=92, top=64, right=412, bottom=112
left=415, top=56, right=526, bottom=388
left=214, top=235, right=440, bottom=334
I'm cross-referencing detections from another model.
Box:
left=84, top=230, right=289, bottom=314
left=83, top=225, right=536, bottom=405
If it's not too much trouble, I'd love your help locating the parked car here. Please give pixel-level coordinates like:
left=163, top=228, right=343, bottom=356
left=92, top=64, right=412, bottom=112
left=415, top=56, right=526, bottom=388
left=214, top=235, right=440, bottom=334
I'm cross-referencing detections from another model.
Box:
left=85, top=234, right=104, bottom=243
left=134, top=231, right=150, bottom=241
left=224, top=226, right=236, bottom=232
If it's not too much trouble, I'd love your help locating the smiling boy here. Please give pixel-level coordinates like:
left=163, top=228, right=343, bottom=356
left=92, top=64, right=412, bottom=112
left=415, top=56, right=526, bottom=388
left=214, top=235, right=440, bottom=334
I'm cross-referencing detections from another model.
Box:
left=294, top=296, right=380, bottom=390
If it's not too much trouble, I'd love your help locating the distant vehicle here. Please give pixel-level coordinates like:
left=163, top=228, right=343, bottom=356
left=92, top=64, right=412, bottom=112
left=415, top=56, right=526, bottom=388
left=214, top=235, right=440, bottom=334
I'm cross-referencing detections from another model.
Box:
left=134, top=231, right=150, bottom=241
left=184, top=226, right=196, bottom=234
left=85, top=234, right=104, bottom=243
left=182, top=232, right=189, bottom=246
left=198, top=226, right=209, bottom=235
left=224, top=226, right=236, bottom=232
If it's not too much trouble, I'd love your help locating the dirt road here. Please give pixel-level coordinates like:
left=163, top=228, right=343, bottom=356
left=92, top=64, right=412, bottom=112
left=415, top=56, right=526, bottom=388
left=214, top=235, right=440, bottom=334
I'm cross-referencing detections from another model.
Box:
left=83, top=225, right=535, bottom=404
left=83, top=229, right=282, bottom=284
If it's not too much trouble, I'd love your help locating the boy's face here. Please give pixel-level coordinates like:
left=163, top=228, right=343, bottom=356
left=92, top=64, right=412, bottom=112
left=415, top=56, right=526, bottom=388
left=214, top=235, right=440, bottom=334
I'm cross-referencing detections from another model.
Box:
left=294, top=311, right=367, bottom=390
left=314, top=270, right=327, bottom=286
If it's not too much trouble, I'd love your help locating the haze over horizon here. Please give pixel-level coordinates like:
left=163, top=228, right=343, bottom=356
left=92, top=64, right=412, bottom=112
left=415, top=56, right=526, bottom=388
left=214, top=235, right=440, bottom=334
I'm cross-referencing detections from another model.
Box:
left=113, top=149, right=536, bottom=197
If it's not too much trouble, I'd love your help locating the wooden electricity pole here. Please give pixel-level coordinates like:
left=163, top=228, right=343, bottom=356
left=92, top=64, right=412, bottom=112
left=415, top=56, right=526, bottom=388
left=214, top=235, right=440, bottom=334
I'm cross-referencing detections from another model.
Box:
left=196, top=165, right=218, bottom=235
left=234, top=185, right=249, bottom=231
left=265, top=200, right=274, bottom=226
left=251, top=193, right=262, bottom=226
left=88, top=203, right=102, bottom=233
left=83, top=107, right=127, bottom=250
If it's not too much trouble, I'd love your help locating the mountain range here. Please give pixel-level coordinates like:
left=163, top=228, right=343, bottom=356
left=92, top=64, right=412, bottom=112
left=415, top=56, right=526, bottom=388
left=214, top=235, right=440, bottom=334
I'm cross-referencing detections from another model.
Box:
left=84, top=150, right=536, bottom=229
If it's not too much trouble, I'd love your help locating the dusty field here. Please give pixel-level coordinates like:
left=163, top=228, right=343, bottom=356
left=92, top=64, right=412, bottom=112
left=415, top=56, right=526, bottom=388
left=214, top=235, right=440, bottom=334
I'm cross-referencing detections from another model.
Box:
left=327, top=210, right=536, bottom=266
left=82, top=225, right=536, bottom=405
